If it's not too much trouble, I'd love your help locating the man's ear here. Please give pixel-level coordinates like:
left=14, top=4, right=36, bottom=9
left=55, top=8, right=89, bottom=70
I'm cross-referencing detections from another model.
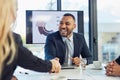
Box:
left=74, top=24, right=76, bottom=29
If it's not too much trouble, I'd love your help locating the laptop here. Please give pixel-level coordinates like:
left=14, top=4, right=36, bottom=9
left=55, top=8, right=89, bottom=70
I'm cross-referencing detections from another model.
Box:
left=61, top=65, right=76, bottom=69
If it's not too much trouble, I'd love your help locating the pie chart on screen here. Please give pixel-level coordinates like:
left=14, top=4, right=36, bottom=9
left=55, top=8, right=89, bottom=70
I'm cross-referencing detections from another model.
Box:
left=36, top=21, right=53, bottom=36
left=38, top=26, right=53, bottom=36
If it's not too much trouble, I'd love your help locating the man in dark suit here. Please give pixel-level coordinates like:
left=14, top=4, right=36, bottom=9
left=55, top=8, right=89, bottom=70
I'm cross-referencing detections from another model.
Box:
left=2, top=33, right=61, bottom=80
left=45, top=13, right=92, bottom=66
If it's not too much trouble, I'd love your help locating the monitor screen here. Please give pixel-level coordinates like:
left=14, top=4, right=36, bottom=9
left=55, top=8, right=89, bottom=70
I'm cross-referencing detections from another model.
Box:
left=26, top=10, right=83, bottom=44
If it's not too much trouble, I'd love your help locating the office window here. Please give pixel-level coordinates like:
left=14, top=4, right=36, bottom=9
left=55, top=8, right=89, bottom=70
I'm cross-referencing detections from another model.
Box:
left=97, top=0, right=120, bottom=63
left=15, top=0, right=57, bottom=37
left=14, top=0, right=57, bottom=59
left=62, top=0, right=89, bottom=47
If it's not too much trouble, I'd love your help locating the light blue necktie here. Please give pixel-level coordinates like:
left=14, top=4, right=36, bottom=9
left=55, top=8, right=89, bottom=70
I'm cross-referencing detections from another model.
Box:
left=64, top=38, right=73, bottom=66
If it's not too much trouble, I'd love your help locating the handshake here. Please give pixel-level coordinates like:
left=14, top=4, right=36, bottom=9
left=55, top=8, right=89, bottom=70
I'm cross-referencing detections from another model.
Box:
left=50, top=58, right=61, bottom=73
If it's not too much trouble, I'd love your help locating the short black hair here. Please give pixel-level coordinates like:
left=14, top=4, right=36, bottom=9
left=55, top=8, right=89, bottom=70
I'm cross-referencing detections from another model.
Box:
left=63, top=13, right=75, bottom=21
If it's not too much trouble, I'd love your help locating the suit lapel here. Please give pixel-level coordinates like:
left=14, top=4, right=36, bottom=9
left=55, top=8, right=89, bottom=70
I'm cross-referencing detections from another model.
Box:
left=57, top=31, right=66, bottom=58
left=73, top=33, right=79, bottom=57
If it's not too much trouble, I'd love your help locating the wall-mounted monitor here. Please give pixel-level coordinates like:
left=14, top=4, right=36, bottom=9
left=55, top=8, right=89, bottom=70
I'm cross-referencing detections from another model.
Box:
left=26, top=10, right=84, bottom=44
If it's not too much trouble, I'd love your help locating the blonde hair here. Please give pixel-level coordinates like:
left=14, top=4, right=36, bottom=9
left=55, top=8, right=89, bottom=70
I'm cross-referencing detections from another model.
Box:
left=0, top=0, right=16, bottom=78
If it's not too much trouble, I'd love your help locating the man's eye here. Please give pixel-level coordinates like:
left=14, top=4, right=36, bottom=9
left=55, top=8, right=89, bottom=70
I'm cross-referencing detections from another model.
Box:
left=66, top=23, right=70, bottom=25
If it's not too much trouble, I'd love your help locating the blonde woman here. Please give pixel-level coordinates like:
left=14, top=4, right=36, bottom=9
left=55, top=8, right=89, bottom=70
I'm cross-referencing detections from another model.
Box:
left=0, top=0, right=17, bottom=79
left=0, top=0, right=61, bottom=80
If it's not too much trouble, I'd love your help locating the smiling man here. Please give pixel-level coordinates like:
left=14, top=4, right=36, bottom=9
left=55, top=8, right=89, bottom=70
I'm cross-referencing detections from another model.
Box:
left=45, top=13, right=92, bottom=66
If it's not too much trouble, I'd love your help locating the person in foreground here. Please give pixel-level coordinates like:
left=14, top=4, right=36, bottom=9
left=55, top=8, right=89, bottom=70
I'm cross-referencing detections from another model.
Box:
left=45, top=13, right=92, bottom=66
left=0, top=0, right=61, bottom=80
left=105, top=56, right=120, bottom=77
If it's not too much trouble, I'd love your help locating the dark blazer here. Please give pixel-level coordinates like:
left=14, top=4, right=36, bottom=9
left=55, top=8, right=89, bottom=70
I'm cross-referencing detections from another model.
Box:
left=2, top=33, right=52, bottom=80
left=115, top=56, right=120, bottom=65
left=45, top=31, right=92, bottom=65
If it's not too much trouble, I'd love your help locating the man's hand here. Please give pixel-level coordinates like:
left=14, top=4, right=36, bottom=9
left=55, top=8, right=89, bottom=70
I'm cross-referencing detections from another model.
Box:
left=50, top=58, right=61, bottom=73
left=106, top=61, right=120, bottom=76
left=71, top=57, right=80, bottom=66
left=106, top=61, right=114, bottom=75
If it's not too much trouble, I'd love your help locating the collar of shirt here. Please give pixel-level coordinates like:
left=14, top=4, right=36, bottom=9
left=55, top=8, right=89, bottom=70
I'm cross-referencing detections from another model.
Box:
left=62, top=33, right=73, bottom=42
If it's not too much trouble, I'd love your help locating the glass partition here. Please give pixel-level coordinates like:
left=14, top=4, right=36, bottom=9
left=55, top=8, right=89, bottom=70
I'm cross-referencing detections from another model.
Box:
left=97, top=0, right=120, bottom=63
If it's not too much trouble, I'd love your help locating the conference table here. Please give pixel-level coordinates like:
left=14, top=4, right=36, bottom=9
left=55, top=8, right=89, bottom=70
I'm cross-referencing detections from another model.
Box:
left=14, top=64, right=120, bottom=80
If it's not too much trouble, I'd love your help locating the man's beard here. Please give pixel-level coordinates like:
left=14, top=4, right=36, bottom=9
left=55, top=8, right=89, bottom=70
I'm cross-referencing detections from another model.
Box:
left=59, top=29, right=72, bottom=37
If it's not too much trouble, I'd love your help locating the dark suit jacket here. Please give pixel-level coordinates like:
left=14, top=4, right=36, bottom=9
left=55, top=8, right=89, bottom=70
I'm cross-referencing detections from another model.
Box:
left=115, top=56, right=120, bottom=65
left=2, top=33, right=52, bottom=80
left=45, top=31, right=92, bottom=65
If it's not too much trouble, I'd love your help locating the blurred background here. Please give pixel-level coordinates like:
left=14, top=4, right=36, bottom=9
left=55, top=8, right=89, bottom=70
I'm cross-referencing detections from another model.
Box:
left=14, top=0, right=120, bottom=63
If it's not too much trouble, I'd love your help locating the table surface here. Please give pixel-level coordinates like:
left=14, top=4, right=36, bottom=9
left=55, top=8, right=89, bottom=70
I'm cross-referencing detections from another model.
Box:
left=14, top=64, right=120, bottom=80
